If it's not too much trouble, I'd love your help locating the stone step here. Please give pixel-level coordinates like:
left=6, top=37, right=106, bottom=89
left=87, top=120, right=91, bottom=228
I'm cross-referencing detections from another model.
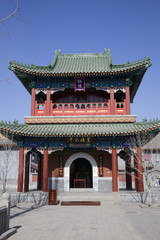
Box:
left=58, top=195, right=114, bottom=201
left=57, top=191, right=119, bottom=202
left=9, top=191, right=160, bottom=205
left=69, top=188, right=94, bottom=192
left=10, top=191, right=117, bottom=204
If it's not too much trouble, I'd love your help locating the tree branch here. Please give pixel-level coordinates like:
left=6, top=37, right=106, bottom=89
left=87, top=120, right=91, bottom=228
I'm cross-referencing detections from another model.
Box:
left=0, top=77, right=12, bottom=82
left=0, top=0, right=19, bottom=23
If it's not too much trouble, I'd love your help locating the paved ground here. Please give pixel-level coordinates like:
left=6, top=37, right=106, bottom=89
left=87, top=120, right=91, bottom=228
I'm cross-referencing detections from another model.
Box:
left=9, top=200, right=160, bottom=240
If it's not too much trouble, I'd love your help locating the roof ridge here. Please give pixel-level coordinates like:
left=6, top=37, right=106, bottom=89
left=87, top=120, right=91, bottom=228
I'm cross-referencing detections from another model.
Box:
left=113, top=57, right=151, bottom=69
left=58, top=52, right=106, bottom=57
left=1, top=121, right=160, bottom=127
left=50, top=50, right=61, bottom=69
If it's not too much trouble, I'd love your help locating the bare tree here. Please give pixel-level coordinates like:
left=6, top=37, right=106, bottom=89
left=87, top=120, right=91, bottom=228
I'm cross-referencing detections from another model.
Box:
left=0, top=139, right=18, bottom=194
left=0, top=0, right=24, bottom=83
left=124, top=131, right=160, bottom=206
left=0, top=0, right=21, bottom=37
left=0, top=0, right=19, bottom=23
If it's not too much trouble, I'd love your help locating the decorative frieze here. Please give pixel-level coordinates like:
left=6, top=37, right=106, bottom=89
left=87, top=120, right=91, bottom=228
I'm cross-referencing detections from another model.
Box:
left=33, top=79, right=132, bottom=90
left=25, top=115, right=136, bottom=124
left=36, top=89, right=47, bottom=94
left=114, top=87, right=125, bottom=93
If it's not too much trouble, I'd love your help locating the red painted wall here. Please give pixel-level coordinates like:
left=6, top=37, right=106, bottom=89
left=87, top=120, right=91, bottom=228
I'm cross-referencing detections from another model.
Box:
left=119, top=174, right=135, bottom=182
left=48, top=151, right=113, bottom=178
left=48, top=153, right=59, bottom=177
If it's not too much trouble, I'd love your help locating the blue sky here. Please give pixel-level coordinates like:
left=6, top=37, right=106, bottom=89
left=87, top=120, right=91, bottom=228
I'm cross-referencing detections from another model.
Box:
left=0, top=0, right=160, bottom=123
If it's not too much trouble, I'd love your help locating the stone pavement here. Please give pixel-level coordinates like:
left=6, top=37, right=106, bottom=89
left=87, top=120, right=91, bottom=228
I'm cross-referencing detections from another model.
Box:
left=9, top=200, right=160, bottom=240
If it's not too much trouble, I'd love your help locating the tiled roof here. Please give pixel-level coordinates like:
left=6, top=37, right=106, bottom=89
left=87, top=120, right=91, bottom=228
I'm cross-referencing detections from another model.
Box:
left=0, top=133, right=6, bottom=139
left=142, top=132, right=160, bottom=149
left=0, top=133, right=16, bottom=145
left=9, top=49, right=151, bottom=77
left=0, top=121, right=160, bottom=138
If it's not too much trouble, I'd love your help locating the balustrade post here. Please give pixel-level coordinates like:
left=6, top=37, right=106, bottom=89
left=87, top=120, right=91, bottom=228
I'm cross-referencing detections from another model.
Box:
left=50, top=101, right=52, bottom=116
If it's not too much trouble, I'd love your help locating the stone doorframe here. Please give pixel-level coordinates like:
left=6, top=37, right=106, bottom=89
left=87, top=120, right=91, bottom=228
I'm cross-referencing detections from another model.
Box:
left=64, top=152, right=98, bottom=192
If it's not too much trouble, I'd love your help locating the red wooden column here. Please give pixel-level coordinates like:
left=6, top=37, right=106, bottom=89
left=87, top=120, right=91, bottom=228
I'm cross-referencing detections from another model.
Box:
left=42, top=148, right=49, bottom=192
left=125, top=156, right=132, bottom=190
left=137, top=147, right=144, bottom=192
left=46, top=89, right=51, bottom=116
left=37, top=154, right=42, bottom=190
left=125, top=86, right=131, bottom=115
left=134, top=156, right=138, bottom=191
left=24, top=152, right=30, bottom=192
left=110, top=88, right=115, bottom=115
left=112, top=147, right=118, bottom=192
left=31, top=88, right=36, bottom=116
left=17, top=148, right=24, bottom=192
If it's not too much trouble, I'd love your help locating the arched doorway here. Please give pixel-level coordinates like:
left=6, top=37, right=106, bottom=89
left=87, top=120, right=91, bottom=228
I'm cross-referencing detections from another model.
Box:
left=64, top=152, right=98, bottom=192
left=70, top=158, right=92, bottom=188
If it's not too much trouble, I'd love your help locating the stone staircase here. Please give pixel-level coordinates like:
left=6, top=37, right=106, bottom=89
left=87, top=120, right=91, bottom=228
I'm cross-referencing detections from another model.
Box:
left=58, top=191, right=116, bottom=202
left=10, top=191, right=120, bottom=205
left=10, top=190, right=160, bottom=205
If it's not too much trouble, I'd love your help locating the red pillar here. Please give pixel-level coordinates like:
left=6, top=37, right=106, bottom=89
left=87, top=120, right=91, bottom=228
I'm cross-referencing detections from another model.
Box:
left=17, top=148, right=24, bottom=192
left=112, top=148, right=118, bottom=192
left=125, top=156, right=132, bottom=190
left=125, top=86, right=131, bottom=115
left=46, top=89, right=51, bottom=116
left=31, top=88, right=36, bottom=116
left=137, top=147, right=144, bottom=192
left=42, top=148, right=48, bottom=192
left=110, top=88, right=115, bottom=115
left=37, top=154, right=42, bottom=190
left=134, top=156, right=138, bottom=191
left=24, top=152, right=30, bottom=192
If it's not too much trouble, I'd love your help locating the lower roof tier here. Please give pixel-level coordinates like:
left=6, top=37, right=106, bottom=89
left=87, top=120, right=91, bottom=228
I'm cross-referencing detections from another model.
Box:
left=0, top=121, right=160, bottom=138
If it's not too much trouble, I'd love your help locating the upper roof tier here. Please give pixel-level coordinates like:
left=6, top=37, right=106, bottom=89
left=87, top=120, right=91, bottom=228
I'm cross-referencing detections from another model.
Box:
left=9, top=49, right=151, bottom=77
left=9, top=49, right=151, bottom=101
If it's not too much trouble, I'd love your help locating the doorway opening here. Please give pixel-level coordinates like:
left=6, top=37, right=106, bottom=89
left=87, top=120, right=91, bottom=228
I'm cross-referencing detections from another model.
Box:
left=70, top=158, right=93, bottom=188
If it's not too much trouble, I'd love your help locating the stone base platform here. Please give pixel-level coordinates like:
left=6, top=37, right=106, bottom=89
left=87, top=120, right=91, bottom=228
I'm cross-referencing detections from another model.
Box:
left=9, top=190, right=160, bottom=205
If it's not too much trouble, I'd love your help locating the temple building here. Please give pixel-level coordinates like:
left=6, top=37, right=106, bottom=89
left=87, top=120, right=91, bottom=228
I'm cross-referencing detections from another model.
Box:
left=0, top=49, right=160, bottom=193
